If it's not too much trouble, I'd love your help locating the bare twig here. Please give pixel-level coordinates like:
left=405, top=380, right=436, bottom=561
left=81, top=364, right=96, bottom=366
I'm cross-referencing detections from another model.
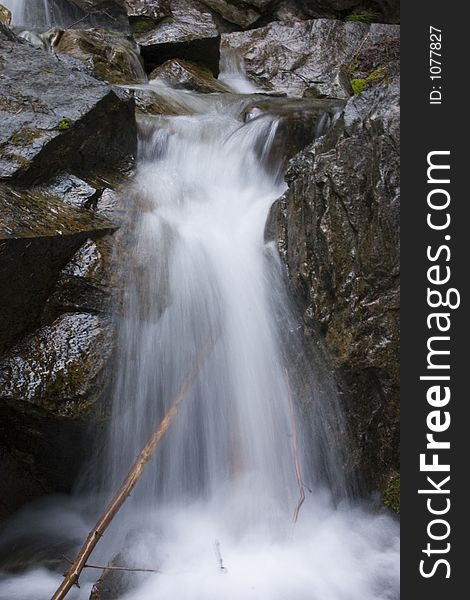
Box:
left=285, top=369, right=305, bottom=525
left=62, top=555, right=159, bottom=574
left=50, top=337, right=217, bottom=600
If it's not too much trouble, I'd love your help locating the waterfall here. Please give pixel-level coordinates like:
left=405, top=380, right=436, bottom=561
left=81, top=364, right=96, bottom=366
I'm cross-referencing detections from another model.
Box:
left=2, top=0, right=126, bottom=30
left=77, top=95, right=397, bottom=599
left=102, top=102, right=346, bottom=511
left=0, top=87, right=399, bottom=600
left=2, top=0, right=51, bottom=27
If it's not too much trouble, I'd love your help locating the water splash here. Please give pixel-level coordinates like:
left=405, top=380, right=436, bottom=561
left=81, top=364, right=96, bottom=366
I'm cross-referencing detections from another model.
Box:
left=218, top=48, right=259, bottom=94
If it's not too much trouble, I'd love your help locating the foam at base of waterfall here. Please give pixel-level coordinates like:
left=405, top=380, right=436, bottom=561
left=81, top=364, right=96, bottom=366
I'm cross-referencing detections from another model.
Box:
left=0, top=490, right=399, bottom=600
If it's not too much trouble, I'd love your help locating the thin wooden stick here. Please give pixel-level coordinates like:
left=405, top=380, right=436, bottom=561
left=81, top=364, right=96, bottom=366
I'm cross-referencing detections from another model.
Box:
left=51, top=338, right=216, bottom=600
left=285, top=369, right=305, bottom=525
left=62, top=556, right=159, bottom=574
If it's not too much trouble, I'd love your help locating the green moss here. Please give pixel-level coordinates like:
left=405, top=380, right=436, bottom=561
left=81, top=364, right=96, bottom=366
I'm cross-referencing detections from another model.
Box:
left=58, top=117, right=71, bottom=131
left=350, top=78, right=366, bottom=95
left=383, top=472, right=400, bottom=514
left=39, top=66, right=53, bottom=74
left=345, top=9, right=380, bottom=24
left=350, top=67, right=387, bottom=94
left=130, top=16, right=157, bottom=34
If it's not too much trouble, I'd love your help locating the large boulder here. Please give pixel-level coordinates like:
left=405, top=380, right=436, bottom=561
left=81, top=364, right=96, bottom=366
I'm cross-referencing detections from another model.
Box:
left=0, top=184, right=115, bottom=353
left=0, top=186, right=120, bottom=518
left=52, top=27, right=146, bottom=84
left=0, top=27, right=136, bottom=183
left=267, top=76, right=400, bottom=495
left=0, top=312, right=113, bottom=519
left=134, top=0, right=221, bottom=74
left=0, top=23, right=134, bottom=518
left=221, top=19, right=399, bottom=97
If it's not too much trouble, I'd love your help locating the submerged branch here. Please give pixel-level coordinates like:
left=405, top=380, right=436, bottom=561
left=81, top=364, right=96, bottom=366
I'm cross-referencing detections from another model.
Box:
left=50, top=337, right=217, bottom=600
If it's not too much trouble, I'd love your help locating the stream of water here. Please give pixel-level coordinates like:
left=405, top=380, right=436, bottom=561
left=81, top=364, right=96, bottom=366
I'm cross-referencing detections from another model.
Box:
left=0, top=5, right=399, bottom=598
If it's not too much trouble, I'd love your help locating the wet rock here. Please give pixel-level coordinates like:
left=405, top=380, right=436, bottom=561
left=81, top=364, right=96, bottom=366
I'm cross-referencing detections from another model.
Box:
left=242, top=96, right=345, bottom=163
left=136, top=0, right=221, bottom=75
left=0, top=3, right=11, bottom=25
left=221, top=19, right=399, bottom=97
left=201, top=0, right=261, bottom=28
left=133, top=90, right=179, bottom=115
left=43, top=173, right=125, bottom=222
left=126, top=0, right=172, bottom=26
left=283, top=1, right=399, bottom=23
left=0, top=184, right=115, bottom=353
left=0, top=26, right=136, bottom=184
left=52, top=27, right=146, bottom=84
left=149, top=58, right=228, bottom=92
left=0, top=312, right=113, bottom=515
left=66, top=0, right=131, bottom=31
left=201, top=1, right=400, bottom=27
left=44, top=238, right=114, bottom=317
left=268, top=76, right=400, bottom=493
left=0, top=312, right=113, bottom=416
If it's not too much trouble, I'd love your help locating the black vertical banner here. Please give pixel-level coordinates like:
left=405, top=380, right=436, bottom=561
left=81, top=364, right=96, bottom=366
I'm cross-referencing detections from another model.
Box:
left=401, top=2, right=469, bottom=599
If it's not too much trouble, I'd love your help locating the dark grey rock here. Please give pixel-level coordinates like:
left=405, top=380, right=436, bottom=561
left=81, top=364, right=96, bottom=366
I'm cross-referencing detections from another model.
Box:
left=135, top=0, right=221, bottom=75
left=201, top=0, right=400, bottom=27
left=0, top=26, right=137, bottom=184
left=0, top=312, right=113, bottom=516
left=0, top=312, right=113, bottom=416
left=0, top=184, right=115, bottom=353
left=63, top=0, right=130, bottom=31
left=221, top=19, right=399, bottom=97
left=268, top=75, right=400, bottom=492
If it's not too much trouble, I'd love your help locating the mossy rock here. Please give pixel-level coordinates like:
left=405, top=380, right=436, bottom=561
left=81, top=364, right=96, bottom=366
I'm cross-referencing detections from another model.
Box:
left=129, top=16, right=157, bottom=35
left=382, top=472, right=400, bottom=513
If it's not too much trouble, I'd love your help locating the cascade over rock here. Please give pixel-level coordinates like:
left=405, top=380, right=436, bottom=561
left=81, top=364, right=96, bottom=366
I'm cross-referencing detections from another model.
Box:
left=0, top=4, right=400, bottom=595
left=268, top=75, right=400, bottom=493
left=221, top=19, right=399, bottom=98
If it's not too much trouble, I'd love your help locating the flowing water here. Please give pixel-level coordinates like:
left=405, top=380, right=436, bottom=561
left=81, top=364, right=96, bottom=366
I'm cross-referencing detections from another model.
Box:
left=3, top=0, right=123, bottom=29
left=2, top=0, right=51, bottom=27
left=0, top=19, right=399, bottom=599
